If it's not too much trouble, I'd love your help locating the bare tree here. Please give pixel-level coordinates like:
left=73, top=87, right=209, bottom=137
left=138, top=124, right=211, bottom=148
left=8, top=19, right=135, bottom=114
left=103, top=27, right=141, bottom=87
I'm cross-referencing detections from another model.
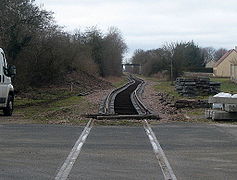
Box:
left=201, top=47, right=215, bottom=63
left=102, top=27, right=127, bottom=76
left=214, top=48, right=228, bottom=60
left=0, top=0, right=53, bottom=61
left=132, top=41, right=205, bottom=79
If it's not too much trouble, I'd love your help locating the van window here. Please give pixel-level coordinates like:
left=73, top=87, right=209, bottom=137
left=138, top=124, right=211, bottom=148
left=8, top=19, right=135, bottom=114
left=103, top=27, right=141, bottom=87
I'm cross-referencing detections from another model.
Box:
left=1, top=52, right=6, bottom=67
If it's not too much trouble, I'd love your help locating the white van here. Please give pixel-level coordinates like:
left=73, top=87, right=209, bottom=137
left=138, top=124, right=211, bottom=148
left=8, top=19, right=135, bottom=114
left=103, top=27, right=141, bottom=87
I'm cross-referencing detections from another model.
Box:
left=0, top=48, right=16, bottom=116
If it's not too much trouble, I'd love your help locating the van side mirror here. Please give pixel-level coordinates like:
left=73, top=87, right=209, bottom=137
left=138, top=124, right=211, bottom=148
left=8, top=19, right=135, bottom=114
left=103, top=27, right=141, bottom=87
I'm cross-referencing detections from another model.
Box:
left=8, top=65, right=16, bottom=77
left=4, top=65, right=16, bottom=77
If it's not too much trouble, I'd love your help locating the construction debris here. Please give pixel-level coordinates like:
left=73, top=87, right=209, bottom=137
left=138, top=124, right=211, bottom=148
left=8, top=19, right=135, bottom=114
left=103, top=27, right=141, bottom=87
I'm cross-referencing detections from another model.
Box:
left=206, top=93, right=237, bottom=120
left=156, top=92, right=209, bottom=109
left=175, top=77, right=221, bottom=97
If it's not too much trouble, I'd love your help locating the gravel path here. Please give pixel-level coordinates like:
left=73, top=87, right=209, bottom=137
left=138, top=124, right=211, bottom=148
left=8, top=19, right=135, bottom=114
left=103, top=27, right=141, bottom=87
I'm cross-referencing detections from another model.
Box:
left=141, top=79, right=185, bottom=122
left=86, top=88, right=114, bottom=114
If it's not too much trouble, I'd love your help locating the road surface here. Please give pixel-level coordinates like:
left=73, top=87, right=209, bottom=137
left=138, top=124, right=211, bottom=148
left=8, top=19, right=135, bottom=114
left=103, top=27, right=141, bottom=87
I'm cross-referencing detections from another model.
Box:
left=0, top=122, right=237, bottom=179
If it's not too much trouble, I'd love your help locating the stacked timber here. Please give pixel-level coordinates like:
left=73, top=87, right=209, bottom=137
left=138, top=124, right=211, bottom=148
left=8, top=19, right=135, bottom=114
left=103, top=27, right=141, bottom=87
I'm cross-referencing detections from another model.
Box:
left=175, top=77, right=220, bottom=97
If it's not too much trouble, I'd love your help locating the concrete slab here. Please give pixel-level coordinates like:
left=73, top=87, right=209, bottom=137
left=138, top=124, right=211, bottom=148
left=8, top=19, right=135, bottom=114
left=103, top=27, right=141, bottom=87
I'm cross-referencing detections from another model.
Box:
left=151, top=122, right=237, bottom=180
left=0, top=124, right=84, bottom=180
left=69, top=126, right=163, bottom=180
left=209, top=96, right=237, bottom=104
left=206, top=109, right=237, bottom=120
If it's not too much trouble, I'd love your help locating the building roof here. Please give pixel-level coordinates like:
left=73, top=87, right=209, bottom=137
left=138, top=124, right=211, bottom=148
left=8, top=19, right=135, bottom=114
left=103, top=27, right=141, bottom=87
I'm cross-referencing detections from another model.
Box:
left=214, top=49, right=237, bottom=67
left=205, top=60, right=215, bottom=68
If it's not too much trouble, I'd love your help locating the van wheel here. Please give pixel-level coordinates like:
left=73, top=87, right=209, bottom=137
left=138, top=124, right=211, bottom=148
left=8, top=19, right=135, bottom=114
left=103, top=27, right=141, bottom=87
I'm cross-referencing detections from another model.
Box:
left=3, top=95, right=14, bottom=116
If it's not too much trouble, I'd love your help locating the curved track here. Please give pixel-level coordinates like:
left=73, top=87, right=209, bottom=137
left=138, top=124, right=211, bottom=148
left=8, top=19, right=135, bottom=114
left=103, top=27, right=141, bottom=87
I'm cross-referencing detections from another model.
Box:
left=114, top=79, right=140, bottom=115
left=100, top=75, right=154, bottom=117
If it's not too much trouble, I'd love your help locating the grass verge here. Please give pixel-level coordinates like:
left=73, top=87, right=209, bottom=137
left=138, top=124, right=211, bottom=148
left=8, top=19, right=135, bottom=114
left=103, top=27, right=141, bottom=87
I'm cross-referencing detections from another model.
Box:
left=106, top=75, right=129, bottom=88
left=11, top=75, right=131, bottom=125
left=211, top=77, right=237, bottom=94
left=149, top=77, right=237, bottom=100
left=15, top=93, right=95, bottom=125
left=146, top=76, right=237, bottom=124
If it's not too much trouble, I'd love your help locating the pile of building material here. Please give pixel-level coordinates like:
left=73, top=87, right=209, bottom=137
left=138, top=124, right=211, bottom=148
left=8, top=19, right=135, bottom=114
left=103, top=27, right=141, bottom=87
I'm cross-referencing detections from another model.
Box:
left=175, top=77, right=221, bottom=97
left=205, top=93, right=237, bottom=120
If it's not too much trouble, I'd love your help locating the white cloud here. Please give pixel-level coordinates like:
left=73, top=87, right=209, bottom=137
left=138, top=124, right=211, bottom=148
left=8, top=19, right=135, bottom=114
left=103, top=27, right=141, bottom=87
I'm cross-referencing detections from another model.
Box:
left=36, top=0, right=237, bottom=58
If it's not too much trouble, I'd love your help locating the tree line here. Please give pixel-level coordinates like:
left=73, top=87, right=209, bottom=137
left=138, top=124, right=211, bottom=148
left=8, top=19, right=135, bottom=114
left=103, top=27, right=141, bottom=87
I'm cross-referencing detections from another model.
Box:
left=131, top=41, right=227, bottom=79
left=0, top=0, right=127, bottom=90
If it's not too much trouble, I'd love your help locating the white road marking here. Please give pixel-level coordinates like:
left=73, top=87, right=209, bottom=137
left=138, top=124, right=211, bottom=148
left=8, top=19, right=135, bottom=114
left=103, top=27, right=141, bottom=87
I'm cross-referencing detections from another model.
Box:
left=55, top=119, right=93, bottom=180
left=214, top=124, right=237, bottom=127
left=143, top=120, right=177, bottom=180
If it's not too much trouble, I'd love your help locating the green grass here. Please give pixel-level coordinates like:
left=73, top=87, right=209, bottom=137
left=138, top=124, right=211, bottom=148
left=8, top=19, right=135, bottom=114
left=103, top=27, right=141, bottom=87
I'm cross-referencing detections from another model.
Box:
left=111, top=76, right=129, bottom=88
left=13, top=76, right=132, bottom=125
left=15, top=95, right=83, bottom=120
left=14, top=86, right=94, bottom=124
left=148, top=77, right=237, bottom=100
left=211, top=77, right=237, bottom=94
left=15, top=89, right=75, bottom=107
left=136, top=75, right=237, bottom=124
left=16, top=95, right=98, bottom=125
left=186, top=108, right=204, bottom=116
left=50, top=96, right=82, bottom=107
left=15, top=98, right=46, bottom=107
left=143, top=77, right=182, bottom=99
left=154, top=81, right=180, bottom=98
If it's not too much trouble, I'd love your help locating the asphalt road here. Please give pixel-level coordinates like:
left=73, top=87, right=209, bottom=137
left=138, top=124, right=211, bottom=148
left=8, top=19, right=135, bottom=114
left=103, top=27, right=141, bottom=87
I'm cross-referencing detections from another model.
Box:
left=69, top=126, right=163, bottom=179
left=0, top=124, right=84, bottom=180
left=0, top=122, right=237, bottom=179
left=152, top=122, right=237, bottom=180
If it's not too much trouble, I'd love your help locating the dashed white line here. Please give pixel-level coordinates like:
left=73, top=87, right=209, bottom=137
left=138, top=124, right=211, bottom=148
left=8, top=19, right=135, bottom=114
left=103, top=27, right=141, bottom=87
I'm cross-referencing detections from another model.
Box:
left=143, top=120, right=177, bottom=180
left=55, top=119, right=93, bottom=180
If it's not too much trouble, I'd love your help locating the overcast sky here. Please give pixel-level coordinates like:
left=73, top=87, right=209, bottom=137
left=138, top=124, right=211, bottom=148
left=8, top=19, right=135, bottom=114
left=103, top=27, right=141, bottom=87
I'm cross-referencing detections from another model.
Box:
left=36, top=0, right=237, bottom=59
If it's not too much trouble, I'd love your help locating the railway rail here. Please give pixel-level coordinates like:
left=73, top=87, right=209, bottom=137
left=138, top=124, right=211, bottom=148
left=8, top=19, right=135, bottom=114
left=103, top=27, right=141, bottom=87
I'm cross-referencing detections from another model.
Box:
left=55, top=75, right=176, bottom=180
left=97, top=75, right=159, bottom=120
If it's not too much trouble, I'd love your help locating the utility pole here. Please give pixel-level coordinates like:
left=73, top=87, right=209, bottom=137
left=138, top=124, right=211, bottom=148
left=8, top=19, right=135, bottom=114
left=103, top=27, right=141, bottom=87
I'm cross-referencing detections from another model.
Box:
left=139, top=64, right=142, bottom=75
left=171, top=58, right=174, bottom=85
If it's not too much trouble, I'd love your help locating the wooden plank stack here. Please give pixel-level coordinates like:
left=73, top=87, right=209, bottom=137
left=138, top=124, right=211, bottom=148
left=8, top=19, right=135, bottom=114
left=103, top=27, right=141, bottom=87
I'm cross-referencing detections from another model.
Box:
left=175, top=77, right=221, bottom=97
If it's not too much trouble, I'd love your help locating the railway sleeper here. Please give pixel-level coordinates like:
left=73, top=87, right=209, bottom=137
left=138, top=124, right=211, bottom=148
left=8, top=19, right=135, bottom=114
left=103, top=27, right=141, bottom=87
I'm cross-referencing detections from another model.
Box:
left=83, top=114, right=160, bottom=120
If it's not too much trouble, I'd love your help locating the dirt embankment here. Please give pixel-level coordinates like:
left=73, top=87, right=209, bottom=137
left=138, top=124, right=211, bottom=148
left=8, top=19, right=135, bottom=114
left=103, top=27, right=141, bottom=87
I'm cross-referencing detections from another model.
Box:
left=66, top=71, right=113, bottom=92
left=0, top=71, right=118, bottom=124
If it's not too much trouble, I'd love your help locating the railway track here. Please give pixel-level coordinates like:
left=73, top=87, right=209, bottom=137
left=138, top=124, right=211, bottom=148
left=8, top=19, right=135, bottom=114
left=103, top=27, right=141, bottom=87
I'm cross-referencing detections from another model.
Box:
left=97, top=75, right=159, bottom=120
left=55, top=75, right=177, bottom=180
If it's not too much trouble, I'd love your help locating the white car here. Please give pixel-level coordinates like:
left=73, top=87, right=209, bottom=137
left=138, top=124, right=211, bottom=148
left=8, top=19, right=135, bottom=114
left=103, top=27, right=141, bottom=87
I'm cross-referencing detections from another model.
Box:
left=0, top=48, right=16, bottom=116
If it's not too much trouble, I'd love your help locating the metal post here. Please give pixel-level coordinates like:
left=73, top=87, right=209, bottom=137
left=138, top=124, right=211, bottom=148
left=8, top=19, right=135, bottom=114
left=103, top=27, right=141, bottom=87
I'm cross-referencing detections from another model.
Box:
left=171, top=58, right=174, bottom=85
